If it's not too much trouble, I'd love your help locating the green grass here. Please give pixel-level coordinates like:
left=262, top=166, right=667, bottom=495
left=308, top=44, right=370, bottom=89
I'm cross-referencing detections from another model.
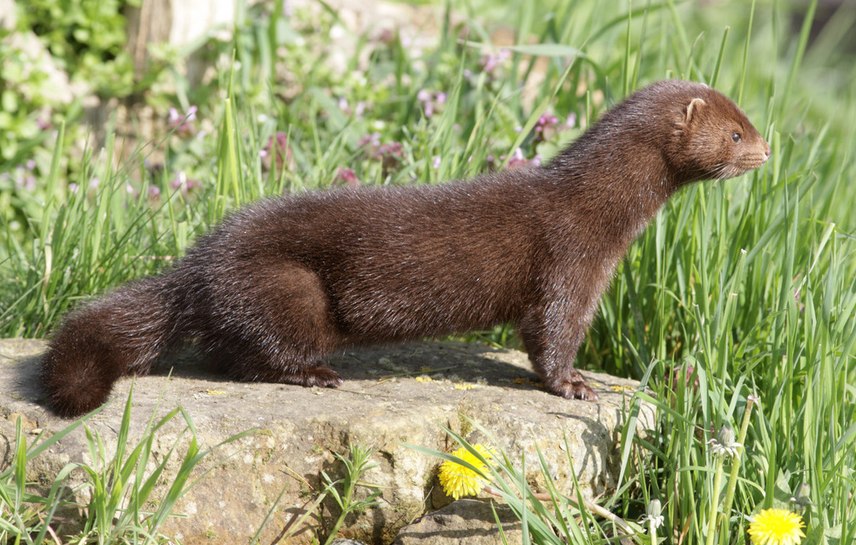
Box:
left=1, top=0, right=855, bottom=543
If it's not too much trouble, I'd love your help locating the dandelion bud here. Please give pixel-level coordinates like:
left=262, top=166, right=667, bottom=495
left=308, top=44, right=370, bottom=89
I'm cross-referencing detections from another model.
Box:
left=647, top=499, right=662, bottom=519
left=717, top=425, right=736, bottom=446
left=640, top=498, right=664, bottom=531
left=790, top=483, right=814, bottom=514
left=708, top=424, right=742, bottom=458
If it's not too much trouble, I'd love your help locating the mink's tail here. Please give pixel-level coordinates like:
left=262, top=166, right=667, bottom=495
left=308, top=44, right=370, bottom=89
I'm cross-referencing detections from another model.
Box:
left=41, top=274, right=185, bottom=417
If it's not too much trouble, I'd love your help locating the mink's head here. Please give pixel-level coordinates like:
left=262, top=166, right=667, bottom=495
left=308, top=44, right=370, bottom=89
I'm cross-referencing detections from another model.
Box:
left=553, top=80, right=771, bottom=191
left=655, top=81, right=771, bottom=185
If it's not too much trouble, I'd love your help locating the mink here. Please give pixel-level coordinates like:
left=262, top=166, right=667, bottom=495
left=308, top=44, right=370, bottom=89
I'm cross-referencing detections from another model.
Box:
left=42, top=80, right=771, bottom=417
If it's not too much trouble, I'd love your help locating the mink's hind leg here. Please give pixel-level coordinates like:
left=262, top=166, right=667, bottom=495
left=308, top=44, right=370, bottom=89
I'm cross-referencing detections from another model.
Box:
left=518, top=300, right=599, bottom=402
left=197, top=262, right=344, bottom=388
left=205, top=343, right=343, bottom=388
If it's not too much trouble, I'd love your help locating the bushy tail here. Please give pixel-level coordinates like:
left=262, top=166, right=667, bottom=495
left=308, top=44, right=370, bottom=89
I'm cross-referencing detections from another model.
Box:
left=42, top=275, right=183, bottom=417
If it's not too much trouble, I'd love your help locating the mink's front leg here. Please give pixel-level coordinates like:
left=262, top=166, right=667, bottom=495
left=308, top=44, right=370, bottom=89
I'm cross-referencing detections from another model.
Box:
left=518, top=295, right=599, bottom=401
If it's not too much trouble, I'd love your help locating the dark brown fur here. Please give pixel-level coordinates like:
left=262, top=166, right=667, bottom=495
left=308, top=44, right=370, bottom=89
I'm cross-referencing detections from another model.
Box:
left=42, top=80, right=770, bottom=417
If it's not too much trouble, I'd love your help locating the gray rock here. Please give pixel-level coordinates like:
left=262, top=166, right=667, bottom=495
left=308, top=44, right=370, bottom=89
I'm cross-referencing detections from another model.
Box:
left=393, top=499, right=522, bottom=545
left=0, top=338, right=653, bottom=544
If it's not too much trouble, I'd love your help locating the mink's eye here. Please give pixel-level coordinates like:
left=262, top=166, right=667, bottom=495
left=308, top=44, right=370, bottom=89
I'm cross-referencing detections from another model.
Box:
left=731, top=132, right=742, bottom=143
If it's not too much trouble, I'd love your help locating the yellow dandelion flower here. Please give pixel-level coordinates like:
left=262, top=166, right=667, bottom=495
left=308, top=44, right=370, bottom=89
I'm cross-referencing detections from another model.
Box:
left=438, top=444, right=493, bottom=500
left=748, top=508, right=806, bottom=545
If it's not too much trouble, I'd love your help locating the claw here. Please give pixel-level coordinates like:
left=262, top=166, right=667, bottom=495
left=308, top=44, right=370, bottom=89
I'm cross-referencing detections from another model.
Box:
left=548, top=369, right=599, bottom=402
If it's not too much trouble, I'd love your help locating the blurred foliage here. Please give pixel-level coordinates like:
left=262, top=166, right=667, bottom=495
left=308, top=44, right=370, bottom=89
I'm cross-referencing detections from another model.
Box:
left=17, top=0, right=139, bottom=96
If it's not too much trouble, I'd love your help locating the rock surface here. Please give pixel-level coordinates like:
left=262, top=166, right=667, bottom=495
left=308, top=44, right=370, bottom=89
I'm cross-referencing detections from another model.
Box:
left=0, top=338, right=653, bottom=544
left=393, top=499, right=522, bottom=545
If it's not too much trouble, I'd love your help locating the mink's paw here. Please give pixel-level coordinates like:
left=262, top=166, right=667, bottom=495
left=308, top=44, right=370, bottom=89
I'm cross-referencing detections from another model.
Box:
left=298, top=365, right=343, bottom=388
left=548, top=369, right=599, bottom=402
left=246, top=363, right=343, bottom=388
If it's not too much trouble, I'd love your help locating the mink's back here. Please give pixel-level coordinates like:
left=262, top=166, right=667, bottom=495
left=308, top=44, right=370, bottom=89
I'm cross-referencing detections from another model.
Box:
left=177, top=169, right=593, bottom=342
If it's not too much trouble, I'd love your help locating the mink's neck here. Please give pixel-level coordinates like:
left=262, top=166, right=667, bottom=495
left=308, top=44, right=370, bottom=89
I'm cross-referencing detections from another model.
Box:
left=542, top=134, right=675, bottom=252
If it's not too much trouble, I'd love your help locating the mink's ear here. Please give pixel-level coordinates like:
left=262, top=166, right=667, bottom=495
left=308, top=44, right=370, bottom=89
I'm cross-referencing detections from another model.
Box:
left=683, top=98, right=707, bottom=124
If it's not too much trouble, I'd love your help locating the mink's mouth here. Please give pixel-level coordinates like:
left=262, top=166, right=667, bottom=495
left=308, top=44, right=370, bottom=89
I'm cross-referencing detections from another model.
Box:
left=715, top=149, right=771, bottom=179
left=696, top=152, right=769, bottom=182
left=737, top=151, right=771, bottom=172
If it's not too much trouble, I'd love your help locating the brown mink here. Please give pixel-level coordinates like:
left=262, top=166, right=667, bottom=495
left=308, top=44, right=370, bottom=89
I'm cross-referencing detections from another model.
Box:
left=42, top=80, right=771, bottom=417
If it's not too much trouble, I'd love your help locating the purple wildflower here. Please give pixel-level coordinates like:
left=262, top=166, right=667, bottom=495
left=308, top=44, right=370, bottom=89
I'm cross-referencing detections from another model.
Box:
left=262, top=131, right=293, bottom=173
left=357, top=132, right=381, bottom=149
left=357, top=132, right=404, bottom=174
left=13, top=165, right=36, bottom=191
left=168, top=105, right=198, bottom=137
left=481, top=49, right=511, bottom=74
left=417, top=90, right=447, bottom=118
left=376, top=28, right=395, bottom=45
left=376, top=142, right=404, bottom=173
left=490, top=148, right=538, bottom=170
left=532, top=112, right=561, bottom=144
left=337, top=98, right=367, bottom=118
left=332, top=167, right=360, bottom=188
left=506, top=148, right=528, bottom=168
left=359, top=133, right=405, bottom=174
left=169, top=172, right=202, bottom=193
left=671, top=364, right=699, bottom=392
left=566, top=113, right=577, bottom=128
